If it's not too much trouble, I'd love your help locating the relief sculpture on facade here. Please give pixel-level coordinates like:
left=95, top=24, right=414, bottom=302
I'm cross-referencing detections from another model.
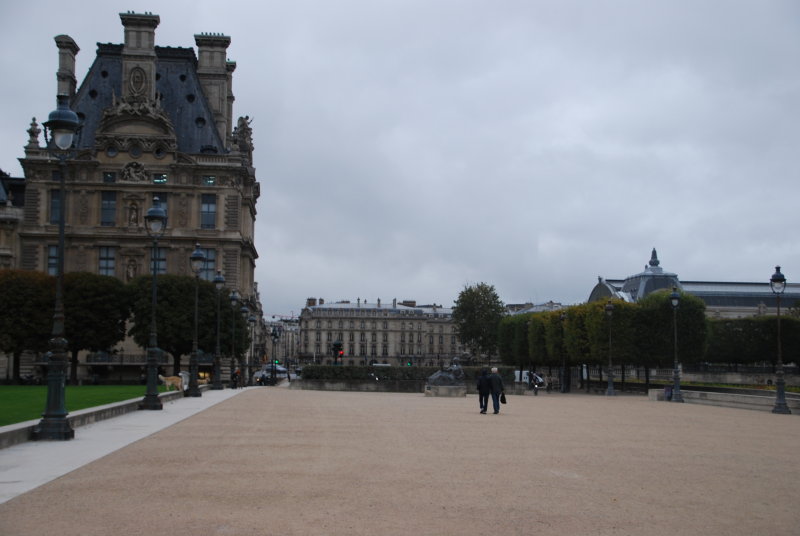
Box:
left=121, top=162, right=147, bottom=182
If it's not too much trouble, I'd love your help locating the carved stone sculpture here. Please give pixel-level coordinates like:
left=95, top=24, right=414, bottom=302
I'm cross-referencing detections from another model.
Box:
left=427, top=357, right=466, bottom=386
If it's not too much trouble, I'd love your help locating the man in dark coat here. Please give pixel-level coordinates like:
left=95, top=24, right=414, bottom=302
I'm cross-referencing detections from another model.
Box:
left=476, top=369, right=491, bottom=414
left=487, top=367, right=505, bottom=414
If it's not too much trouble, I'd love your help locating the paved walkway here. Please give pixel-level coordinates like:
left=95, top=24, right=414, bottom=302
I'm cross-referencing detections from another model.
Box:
left=0, top=386, right=246, bottom=504
left=1, top=387, right=798, bottom=535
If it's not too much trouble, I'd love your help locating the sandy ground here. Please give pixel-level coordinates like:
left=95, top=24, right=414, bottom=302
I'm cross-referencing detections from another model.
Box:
left=1, top=388, right=798, bottom=536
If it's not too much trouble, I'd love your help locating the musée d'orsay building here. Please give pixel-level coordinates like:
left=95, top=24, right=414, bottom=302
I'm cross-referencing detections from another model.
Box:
left=1, top=12, right=263, bottom=380
left=589, top=249, right=800, bottom=318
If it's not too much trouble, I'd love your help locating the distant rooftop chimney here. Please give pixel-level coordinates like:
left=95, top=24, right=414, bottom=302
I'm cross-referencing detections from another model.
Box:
left=54, top=35, right=79, bottom=98
left=119, top=11, right=160, bottom=101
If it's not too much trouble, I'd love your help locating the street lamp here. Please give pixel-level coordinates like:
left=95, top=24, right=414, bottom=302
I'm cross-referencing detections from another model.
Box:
left=240, top=306, right=250, bottom=384
left=211, top=270, right=225, bottom=390
left=770, top=266, right=791, bottom=414
left=187, top=244, right=205, bottom=397
left=32, top=95, right=80, bottom=440
left=271, top=325, right=281, bottom=384
left=139, top=196, right=167, bottom=410
left=560, top=312, right=568, bottom=393
left=670, top=287, right=684, bottom=403
left=605, top=300, right=615, bottom=396
left=248, top=314, right=256, bottom=385
left=229, top=290, right=239, bottom=387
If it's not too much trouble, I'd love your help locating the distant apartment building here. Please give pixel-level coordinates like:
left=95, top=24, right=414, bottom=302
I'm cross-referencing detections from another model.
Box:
left=299, top=298, right=465, bottom=366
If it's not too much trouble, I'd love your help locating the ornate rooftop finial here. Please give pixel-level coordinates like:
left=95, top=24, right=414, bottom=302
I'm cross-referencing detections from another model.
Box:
left=649, top=248, right=660, bottom=267
left=26, top=117, right=41, bottom=149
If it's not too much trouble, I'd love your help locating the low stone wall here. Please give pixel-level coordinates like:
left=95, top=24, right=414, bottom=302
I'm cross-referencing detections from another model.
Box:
left=289, top=379, right=425, bottom=393
left=424, top=385, right=466, bottom=397
left=0, top=387, right=203, bottom=450
left=648, top=388, right=800, bottom=413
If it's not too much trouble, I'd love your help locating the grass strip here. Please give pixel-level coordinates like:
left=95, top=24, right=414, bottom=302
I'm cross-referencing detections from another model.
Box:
left=0, top=385, right=168, bottom=427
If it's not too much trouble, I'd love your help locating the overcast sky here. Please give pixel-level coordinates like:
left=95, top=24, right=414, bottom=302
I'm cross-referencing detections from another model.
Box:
left=2, top=1, right=799, bottom=317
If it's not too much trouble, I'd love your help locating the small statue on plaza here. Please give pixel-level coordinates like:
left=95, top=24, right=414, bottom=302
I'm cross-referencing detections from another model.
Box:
left=427, top=357, right=466, bottom=386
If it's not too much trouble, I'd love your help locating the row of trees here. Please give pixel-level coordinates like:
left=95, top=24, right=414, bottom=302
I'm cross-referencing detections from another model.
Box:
left=0, top=270, right=253, bottom=383
left=497, top=291, right=708, bottom=382
left=452, top=282, right=798, bottom=380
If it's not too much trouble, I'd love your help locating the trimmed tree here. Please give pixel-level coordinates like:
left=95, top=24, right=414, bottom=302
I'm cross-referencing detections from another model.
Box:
left=0, top=270, right=53, bottom=382
left=64, top=272, right=131, bottom=384
left=452, top=282, right=505, bottom=361
left=128, top=274, right=250, bottom=374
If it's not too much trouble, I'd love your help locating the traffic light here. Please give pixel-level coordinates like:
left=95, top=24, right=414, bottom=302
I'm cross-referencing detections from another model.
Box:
left=332, top=341, right=343, bottom=364
left=406, top=361, right=412, bottom=367
left=274, top=359, right=279, bottom=364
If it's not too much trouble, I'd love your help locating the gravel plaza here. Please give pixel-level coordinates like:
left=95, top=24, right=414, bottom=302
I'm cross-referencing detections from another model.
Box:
left=1, top=386, right=798, bottom=536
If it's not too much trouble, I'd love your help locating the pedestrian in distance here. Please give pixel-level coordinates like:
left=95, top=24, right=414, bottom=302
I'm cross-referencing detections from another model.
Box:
left=476, top=369, right=491, bottom=414
left=487, top=367, right=505, bottom=414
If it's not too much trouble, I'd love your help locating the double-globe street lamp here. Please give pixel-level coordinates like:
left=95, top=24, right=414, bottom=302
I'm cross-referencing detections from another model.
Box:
left=605, top=300, right=616, bottom=396
left=187, top=244, right=205, bottom=397
left=139, top=196, right=168, bottom=410
left=770, top=266, right=791, bottom=415
left=670, top=287, right=684, bottom=403
left=32, top=95, right=80, bottom=440
left=211, top=270, right=225, bottom=390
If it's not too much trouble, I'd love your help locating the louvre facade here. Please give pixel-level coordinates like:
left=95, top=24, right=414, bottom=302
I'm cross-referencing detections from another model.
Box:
left=6, top=12, right=263, bottom=380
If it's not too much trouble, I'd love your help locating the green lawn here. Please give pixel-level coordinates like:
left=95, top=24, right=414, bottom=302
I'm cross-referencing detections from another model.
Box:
left=0, top=385, right=168, bottom=427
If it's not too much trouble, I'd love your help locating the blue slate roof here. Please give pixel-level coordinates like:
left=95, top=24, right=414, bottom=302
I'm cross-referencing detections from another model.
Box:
left=71, top=43, right=224, bottom=154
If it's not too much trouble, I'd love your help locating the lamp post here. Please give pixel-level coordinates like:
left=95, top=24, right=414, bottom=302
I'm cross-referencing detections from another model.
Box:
left=770, top=266, right=791, bottom=414
left=271, top=326, right=281, bottom=384
left=138, top=196, right=167, bottom=410
left=229, top=290, right=239, bottom=387
left=560, top=312, right=568, bottom=393
left=248, top=314, right=256, bottom=385
left=605, top=300, right=615, bottom=396
left=240, top=306, right=250, bottom=384
left=211, top=270, right=225, bottom=390
left=32, top=95, right=80, bottom=440
left=670, top=287, right=684, bottom=403
left=187, top=244, right=205, bottom=397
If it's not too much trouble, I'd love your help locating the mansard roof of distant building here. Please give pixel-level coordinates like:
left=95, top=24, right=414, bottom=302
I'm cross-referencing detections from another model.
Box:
left=589, top=249, right=800, bottom=310
left=304, top=298, right=453, bottom=316
left=71, top=41, right=224, bottom=154
left=509, top=301, right=564, bottom=315
left=0, top=171, right=24, bottom=207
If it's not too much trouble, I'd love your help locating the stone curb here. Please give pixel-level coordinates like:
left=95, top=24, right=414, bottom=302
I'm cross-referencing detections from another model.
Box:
left=0, top=385, right=209, bottom=450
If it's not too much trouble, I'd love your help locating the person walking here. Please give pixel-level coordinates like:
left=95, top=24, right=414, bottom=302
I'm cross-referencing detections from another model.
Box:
left=488, top=367, right=505, bottom=414
left=476, top=369, right=491, bottom=414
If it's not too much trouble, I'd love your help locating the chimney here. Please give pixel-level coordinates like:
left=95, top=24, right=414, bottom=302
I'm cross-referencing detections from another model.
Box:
left=306, top=298, right=317, bottom=307
left=225, top=60, right=237, bottom=148
left=377, top=298, right=381, bottom=308
left=392, top=298, right=397, bottom=308
left=319, top=298, right=324, bottom=305
left=195, top=33, right=232, bottom=143
left=54, top=35, right=79, bottom=98
left=119, top=11, right=160, bottom=101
